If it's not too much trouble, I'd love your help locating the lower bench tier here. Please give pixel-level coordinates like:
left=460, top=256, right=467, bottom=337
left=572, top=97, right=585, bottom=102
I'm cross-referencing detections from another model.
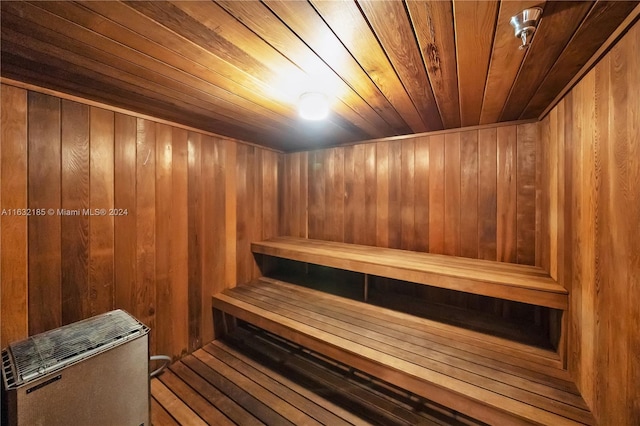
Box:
left=213, top=278, right=594, bottom=426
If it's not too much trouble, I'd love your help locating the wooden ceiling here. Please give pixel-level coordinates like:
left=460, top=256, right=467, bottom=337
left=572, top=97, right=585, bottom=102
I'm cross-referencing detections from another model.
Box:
left=1, top=1, right=637, bottom=151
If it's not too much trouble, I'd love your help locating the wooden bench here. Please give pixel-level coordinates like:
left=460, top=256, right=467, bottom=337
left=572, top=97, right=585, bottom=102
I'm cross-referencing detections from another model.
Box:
left=212, top=277, right=594, bottom=425
left=251, top=237, right=568, bottom=309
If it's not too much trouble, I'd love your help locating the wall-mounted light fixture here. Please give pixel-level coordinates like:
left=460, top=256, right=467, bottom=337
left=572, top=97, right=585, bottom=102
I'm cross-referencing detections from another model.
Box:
left=298, top=92, right=329, bottom=120
left=510, top=7, right=543, bottom=50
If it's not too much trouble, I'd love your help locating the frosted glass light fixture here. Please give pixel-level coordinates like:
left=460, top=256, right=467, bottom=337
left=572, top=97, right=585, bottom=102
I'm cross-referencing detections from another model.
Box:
left=298, top=92, right=329, bottom=120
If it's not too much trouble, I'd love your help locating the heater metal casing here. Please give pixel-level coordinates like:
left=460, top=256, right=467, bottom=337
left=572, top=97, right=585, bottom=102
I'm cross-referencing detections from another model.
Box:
left=1, top=309, right=149, bottom=426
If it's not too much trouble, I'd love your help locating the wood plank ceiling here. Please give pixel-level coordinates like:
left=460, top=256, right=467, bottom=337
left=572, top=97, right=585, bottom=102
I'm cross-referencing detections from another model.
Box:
left=1, top=1, right=637, bottom=151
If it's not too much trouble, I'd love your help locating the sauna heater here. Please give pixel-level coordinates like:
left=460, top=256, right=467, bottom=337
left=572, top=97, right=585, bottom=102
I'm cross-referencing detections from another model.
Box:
left=1, top=309, right=149, bottom=426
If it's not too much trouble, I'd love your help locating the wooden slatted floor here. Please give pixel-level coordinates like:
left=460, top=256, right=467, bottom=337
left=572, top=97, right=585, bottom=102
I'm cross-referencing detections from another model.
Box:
left=151, top=324, right=483, bottom=426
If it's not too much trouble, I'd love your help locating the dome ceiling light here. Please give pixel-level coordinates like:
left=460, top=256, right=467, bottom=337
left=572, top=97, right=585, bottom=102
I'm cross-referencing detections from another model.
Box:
left=298, top=92, right=330, bottom=121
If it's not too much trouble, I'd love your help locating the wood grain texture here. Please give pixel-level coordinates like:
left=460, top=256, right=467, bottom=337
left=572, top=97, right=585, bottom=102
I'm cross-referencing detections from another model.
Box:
left=626, top=22, right=640, bottom=425
left=114, top=113, right=137, bottom=316
left=254, top=238, right=567, bottom=309
left=480, top=0, right=541, bottom=124
left=293, top=124, right=540, bottom=267
left=460, top=131, right=479, bottom=258
left=213, top=280, right=588, bottom=425
left=500, top=1, right=593, bottom=122
left=444, top=133, right=461, bottom=256
left=89, top=107, right=115, bottom=316
left=27, top=91, right=62, bottom=335
left=387, top=141, right=402, bottom=249
left=1, top=0, right=634, bottom=150
left=358, top=0, right=443, bottom=131
left=478, top=128, right=497, bottom=260
left=452, top=0, right=498, bottom=126
left=516, top=124, right=537, bottom=266
left=522, top=0, right=639, bottom=119
left=0, top=85, right=28, bottom=347
left=155, top=123, right=174, bottom=358
left=1, top=82, right=280, bottom=361
left=61, top=100, right=89, bottom=325
left=413, top=137, right=429, bottom=252
left=309, top=0, right=427, bottom=133
left=540, top=20, right=640, bottom=424
left=375, top=143, right=389, bottom=247
left=429, top=135, right=445, bottom=254
left=171, top=128, right=189, bottom=357
left=188, top=131, right=203, bottom=351
left=136, top=118, right=156, bottom=353
left=406, top=0, right=461, bottom=128
left=496, top=126, right=517, bottom=263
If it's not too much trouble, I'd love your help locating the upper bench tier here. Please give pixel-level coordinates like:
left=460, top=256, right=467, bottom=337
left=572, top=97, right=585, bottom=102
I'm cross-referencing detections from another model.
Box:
left=251, top=237, right=568, bottom=310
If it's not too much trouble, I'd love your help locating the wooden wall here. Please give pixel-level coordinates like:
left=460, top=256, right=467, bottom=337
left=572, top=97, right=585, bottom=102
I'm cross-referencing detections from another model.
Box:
left=0, top=84, right=280, bottom=359
left=539, top=20, right=639, bottom=424
left=282, top=123, right=542, bottom=265
left=281, top=123, right=547, bottom=322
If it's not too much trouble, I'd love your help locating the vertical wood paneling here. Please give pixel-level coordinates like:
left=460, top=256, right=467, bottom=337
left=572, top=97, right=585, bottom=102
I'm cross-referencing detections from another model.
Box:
left=443, top=133, right=460, bottom=256
left=200, top=135, right=217, bottom=344
left=0, top=85, right=28, bottom=347
left=352, top=144, right=373, bottom=244
left=114, top=113, right=137, bottom=315
left=61, top=100, right=89, bottom=325
left=400, top=140, right=415, bottom=250
left=414, top=137, right=429, bottom=252
left=250, top=146, right=263, bottom=280
left=224, top=140, right=237, bottom=288
left=516, top=123, right=537, bottom=265
left=89, top=107, right=115, bottom=316
left=343, top=146, right=356, bottom=244
left=542, top=21, right=640, bottom=424
left=187, top=131, right=202, bottom=351
left=262, top=149, right=279, bottom=240
left=496, top=126, right=517, bottom=263
left=626, top=23, right=640, bottom=425
left=136, top=118, right=156, bottom=352
left=28, top=92, right=62, bottom=335
left=387, top=141, right=402, bottom=249
left=155, top=123, right=173, bottom=358
left=282, top=153, right=299, bottom=237
left=1, top=83, right=280, bottom=362
left=478, top=128, right=497, bottom=260
left=363, top=144, right=376, bottom=246
left=235, top=143, right=249, bottom=285
left=325, top=148, right=345, bottom=242
left=460, top=131, right=478, bottom=258
left=428, top=135, right=445, bottom=254
left=171, top=128, right=189, bottom=358
left=375, top=143, right=389, bottom=247
left=308, top=150, right=325, bottom=240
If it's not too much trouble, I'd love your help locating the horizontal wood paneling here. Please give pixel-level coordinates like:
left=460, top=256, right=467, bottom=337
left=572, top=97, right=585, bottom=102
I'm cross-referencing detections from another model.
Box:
left=0, top=83, right=280, bottom=359
left=539, top=20, right=640, bottom=424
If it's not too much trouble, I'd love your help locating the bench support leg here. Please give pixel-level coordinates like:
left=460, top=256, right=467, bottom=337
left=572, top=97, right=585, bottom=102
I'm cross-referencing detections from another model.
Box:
left=364, top=274, right=369, bottom=302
